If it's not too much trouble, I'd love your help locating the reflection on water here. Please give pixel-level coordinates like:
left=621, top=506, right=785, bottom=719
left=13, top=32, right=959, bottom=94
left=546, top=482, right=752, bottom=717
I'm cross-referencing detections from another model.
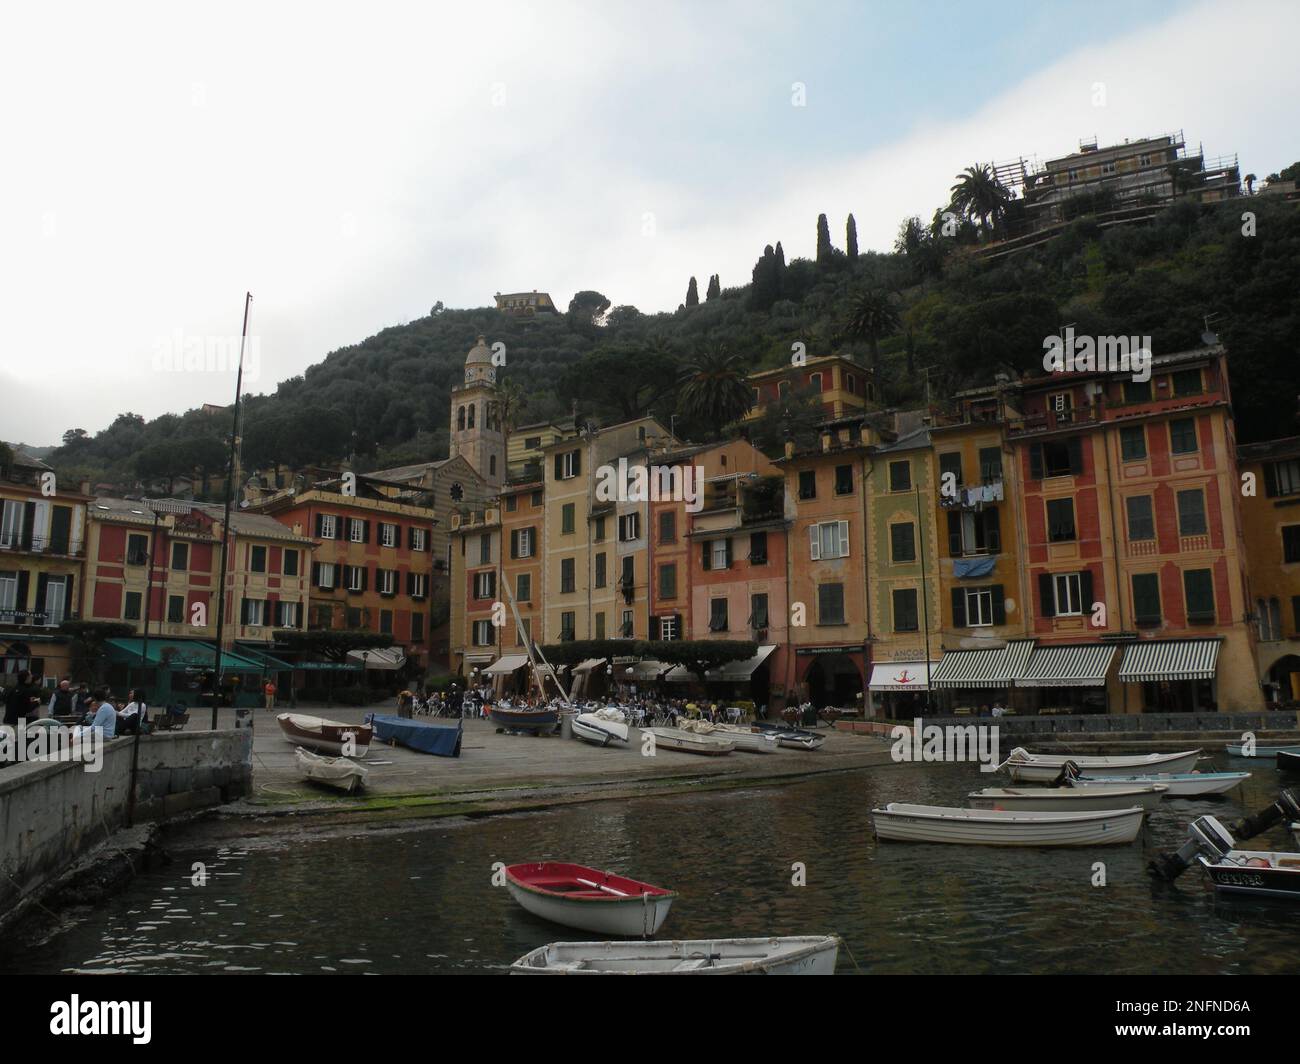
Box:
left=3, top=756, right=1298, bottom=975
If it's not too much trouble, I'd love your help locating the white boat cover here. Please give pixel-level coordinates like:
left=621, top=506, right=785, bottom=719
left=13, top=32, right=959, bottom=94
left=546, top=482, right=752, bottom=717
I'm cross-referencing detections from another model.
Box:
left=868, top=662, right=935, bottom=691
left=1117, top=638, right=1221, bottom=683
left=1017, top=643, right=1116, bottom=687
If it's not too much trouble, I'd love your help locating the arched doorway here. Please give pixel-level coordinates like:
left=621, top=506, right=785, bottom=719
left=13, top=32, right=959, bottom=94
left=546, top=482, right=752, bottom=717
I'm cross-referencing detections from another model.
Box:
left=804, top=654, right=862, bottom=708
left=1263, top=652, right=1300, bottom=704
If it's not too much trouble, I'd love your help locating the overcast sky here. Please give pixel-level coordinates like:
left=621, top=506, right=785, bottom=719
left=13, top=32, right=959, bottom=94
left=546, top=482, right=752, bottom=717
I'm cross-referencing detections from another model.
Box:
left=3, top=0, right=1297, bottom=447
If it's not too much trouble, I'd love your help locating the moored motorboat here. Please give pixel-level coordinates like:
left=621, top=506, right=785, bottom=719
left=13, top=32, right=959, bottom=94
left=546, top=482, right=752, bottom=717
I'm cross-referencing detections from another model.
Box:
left=572, top=711, right=630, bottom=747
left=871, top=802, right=1145, bottom=846
left=504, top=862, right=676, bottom=936
left=752, top=722, right=826, bottom=749
left=1226, top=742, right=1300, bottom=759
left=968, top=784, right=1166, bottom=812
left=1279, top=750, right=1300, bottom=774
left=489, top=705, right=561, bottom=734
left=368, top=714, right=462, bottom=757
left=509, top=935, right=840, bottom=975
left=1185, top=816, right=1300, bottom=901
left=277, top=713, right=372, bottom=757
left=294, top=747, right=369, bottom=794
left=1003, top=746, right=1201, bottom=782
left=642, top=726, right=735, bottom=756
left=1070, top=771, right=1249, bottom=797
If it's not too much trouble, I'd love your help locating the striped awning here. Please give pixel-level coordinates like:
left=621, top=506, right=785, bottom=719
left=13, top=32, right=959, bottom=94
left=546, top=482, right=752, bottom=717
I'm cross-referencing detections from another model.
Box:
left=931, top=640, right=1037, bottom=689
left=1018, top=644, right=1116, bottom=688
left=1118, top=639, right=1221, bottom=683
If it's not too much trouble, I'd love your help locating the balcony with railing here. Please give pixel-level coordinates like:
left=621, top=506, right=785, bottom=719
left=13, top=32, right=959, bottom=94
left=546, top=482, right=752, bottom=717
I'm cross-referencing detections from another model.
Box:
left=0, top=534, right=86, bottom=558
left=1006, top=402, right=1103, bottom=438
left=0, top=608, right=79, bottom=629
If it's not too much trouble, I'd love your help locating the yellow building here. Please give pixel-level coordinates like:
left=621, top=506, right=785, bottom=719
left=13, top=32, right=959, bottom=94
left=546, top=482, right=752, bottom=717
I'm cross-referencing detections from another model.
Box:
left=0, top=451, right=90, bottom=683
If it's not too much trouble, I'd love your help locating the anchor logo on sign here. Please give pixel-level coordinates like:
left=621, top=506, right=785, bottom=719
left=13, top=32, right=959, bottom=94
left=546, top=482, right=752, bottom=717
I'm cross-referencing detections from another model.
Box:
left=896, top=670, right=916, bottom=685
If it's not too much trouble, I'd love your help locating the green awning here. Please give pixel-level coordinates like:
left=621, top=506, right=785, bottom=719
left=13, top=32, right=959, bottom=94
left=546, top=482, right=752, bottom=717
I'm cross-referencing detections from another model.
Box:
left=105, top=638, right=264, bottom=671
left=294, top=661, right=363, bottom=671
left=232, top=643, right=297, bottom=671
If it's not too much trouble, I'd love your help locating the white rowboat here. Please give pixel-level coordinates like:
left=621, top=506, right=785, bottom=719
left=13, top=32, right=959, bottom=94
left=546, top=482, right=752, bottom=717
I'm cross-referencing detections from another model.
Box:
left=1071, top=771, right=1249, bottom=797
left=293, top=747, right=369, bottom=794
left=572, top=712, right=630, bottom=747
left=872, top=802, right=1145, bottom=846
left=968, top=784, right=1167, bottom=812
left=510, top=935, right=840, bottom=975
left=1004, top=746, right=1201, bottom=782
left=643, top=727, right=735, bottom=756
left=709, top=724, right=781, bottom=754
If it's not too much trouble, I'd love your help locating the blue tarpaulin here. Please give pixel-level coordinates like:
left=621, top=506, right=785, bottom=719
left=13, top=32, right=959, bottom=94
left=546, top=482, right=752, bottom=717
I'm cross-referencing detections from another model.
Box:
left=367, top=714, right=462, bottom=757
left=953, top=556, right=997, bottom=579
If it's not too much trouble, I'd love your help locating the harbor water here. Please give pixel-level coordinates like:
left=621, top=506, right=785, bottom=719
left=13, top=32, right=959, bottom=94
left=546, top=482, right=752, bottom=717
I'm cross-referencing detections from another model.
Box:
left=4, top=755, right=1298, bottom=975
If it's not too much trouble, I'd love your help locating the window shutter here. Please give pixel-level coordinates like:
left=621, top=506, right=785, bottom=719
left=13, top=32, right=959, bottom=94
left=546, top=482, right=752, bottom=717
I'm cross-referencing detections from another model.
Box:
left=510, top=530, right=518, bottom=559
left=65, top=574, right=75, bottom=618
left=1292, top=595, right=1300, bottom=631
left=572, top=450, right=581, bottom=476
left=361, top=566, right=369, bottom=592
left=951, top=588, right=966, bottom=628
left=406, top=571, right=414, bottom=595
left=35, top=573, right=48, bottom=616
left=1264, top=463, right=1279, bottom=498
left=1029, top=444, right=1044, bottom=481
left=1039, top=573, right=1055, bottom=618
left=724, top=538, right=733, bottom=567
left=649, top=616, right=661, bottom=640
left=991, top=585, right=1006, bottom=625
left=986, top=507, right=1001, bottom=552
left=240, top=598, right=250, bottom=625
left=315, top=513, right=325, bottom=537
left=809, top=526, right=821, bottom=561
left=16, top=570, right=29, bottom=612
left=1080, top=570, right=1095, bottom=615
left=838, top=520, right=849, bottom=557
left=312, top=561, right=320, bottom=587
left=1068, top=437, right=1083, bottom=476
left=947, top=512, right=962, bottom=557
left=361, top=520, right=370, bottom=544
left=702, top=541, right=712, bottom=570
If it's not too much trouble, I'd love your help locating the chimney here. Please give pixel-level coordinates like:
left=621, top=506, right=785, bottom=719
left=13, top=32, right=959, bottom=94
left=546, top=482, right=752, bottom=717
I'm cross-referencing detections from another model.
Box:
left=783, top=439, right=795, bottom=460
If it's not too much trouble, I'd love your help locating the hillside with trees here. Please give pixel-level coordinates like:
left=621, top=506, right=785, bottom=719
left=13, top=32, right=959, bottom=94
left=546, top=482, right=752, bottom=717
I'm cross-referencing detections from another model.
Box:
left=47, top=170, right=1300, bottom=494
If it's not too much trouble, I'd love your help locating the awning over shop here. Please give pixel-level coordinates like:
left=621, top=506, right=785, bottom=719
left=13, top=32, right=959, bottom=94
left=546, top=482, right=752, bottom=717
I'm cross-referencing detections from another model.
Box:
left=705, top=644, right=776, bottom=681
left=1018, top=644, right=1116, bottom=687
left=1117, top=639, right=1221, bottom=683
left=571, top=658, right=607, bottom=673
left=484, top=654, right=530, bottom=676
left=626, top=660, right=670, bottom=681
left=663, top=665, right=701, bottom=683
left=347, top=646, right=407, bottom=671
left=105, top=638, right=263, bottom=671
left=232, top=644, right=296, bottom=671
left=931, top=648, right=1010, bottom=689
left=868, top=662, right=934, bottom=691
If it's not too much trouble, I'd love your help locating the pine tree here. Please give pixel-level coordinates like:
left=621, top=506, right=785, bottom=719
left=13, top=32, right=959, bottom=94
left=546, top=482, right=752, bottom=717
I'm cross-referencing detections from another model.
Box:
left=816, top=213, right=833, bottom=264
left=706, top=274, right=720, bottom=301
left=846, top=214, right=859, bottom=260
left=686, top=276, right=700, bottom=306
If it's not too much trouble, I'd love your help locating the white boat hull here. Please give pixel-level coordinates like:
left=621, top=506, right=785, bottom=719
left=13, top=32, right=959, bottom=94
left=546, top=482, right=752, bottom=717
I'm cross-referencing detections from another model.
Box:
left=872, top=802, right=1145, bottom=846
left=294, top=747, right=368, bottom=794
left=1072, top=772, right=1249, bottom=797
left=510, top=936, right=840, bottom=975
left=572, top=714, right=630, bottom=747
left=1005, top=747, right=1200, bottom=782
left=643, top=727, right=735, bottom=755
left=969, top=784, right=1166, bottom=812
left=505, top=881, right=673, bottom=937
left=711, top=727, right=780, bottom=754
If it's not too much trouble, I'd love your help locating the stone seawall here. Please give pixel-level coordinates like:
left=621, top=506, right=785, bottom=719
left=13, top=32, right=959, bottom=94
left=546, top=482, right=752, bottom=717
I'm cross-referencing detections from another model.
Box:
left=0, top=729, right=252, bottom=925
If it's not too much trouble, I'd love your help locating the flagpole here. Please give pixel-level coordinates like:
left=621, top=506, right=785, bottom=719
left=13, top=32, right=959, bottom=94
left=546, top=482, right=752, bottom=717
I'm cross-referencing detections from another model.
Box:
left=211, top=292, right=252, bottom=729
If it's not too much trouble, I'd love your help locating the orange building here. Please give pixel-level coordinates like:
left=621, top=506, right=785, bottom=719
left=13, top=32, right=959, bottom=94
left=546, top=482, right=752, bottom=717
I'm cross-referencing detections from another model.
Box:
left=1236, top=436, right=1300, bottom=703
left=746, top=354, right=876, bottom=422
left=448, top=505, right=501, bottom=683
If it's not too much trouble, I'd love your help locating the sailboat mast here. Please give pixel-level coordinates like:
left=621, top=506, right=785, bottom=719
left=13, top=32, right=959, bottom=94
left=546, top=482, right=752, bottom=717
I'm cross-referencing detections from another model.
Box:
left=499, top=571, right=571, bottom=703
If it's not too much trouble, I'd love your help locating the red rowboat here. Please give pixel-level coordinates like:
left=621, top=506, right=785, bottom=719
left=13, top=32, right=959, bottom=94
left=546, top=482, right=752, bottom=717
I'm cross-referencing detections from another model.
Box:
left=504, top=862, right=676, bottom=937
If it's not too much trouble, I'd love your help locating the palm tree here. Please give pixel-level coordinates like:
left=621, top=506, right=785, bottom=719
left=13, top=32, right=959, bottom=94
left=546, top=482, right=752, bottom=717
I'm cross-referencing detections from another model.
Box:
left=843, top=289, right=901, bottom=366
left=495, top=377, right=527, bottom=480
left=949, top=164, right=1011, bottom=234
left=1245, top=173, right=1257, bottom=195
left=679, top=345, right=754, bottom=428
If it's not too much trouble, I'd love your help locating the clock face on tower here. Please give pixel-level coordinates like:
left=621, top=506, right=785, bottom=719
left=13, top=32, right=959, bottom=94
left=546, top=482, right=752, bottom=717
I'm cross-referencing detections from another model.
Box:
left=450, top=482, right=464, bottom=502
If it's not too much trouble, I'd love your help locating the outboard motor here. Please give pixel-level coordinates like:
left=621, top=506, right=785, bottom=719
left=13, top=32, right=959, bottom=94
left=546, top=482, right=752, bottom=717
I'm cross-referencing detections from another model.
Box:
left=1052, top=760, right=1082, bottom=787
left=1149, top=788, right=1300, bottom=881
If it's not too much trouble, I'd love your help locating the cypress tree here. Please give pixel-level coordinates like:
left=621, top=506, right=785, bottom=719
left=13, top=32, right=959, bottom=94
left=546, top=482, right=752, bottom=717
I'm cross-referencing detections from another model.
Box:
left=686, top=276, right=700, bottom=306
left=846, top=214, right=859, bottom=259
left=706, top=274, right=720, bottom=301
left=816, top=213, right=833, bottom=264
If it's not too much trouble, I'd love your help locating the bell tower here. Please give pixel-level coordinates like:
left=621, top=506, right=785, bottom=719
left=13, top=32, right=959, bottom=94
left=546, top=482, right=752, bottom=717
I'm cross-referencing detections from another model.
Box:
left=449, top=335, right=505, bottom=488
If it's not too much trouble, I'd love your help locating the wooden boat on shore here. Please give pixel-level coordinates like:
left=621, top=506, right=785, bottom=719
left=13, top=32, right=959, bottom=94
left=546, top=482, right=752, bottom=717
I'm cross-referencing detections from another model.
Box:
left=871, top=802, right=1145, bottom=846
left=368, top=714, right=462, bottom=757
left=509, top=935, right=840, bottom=975
left=969, top=783, right=1167, bottom=812
left=572, top=711, right=630, bottom=747
left=1186, top=816, right=1300, bottom=901
left=277, top=713, right=372, bottom=757
left=1279, top=750, right=1300, bottom=774
left=679, top=720, right=778, bottom=753
left=753, top=722, right=826, bottom=750
left=504, top=862, right=676, bottom=936
left=1226, top=742, right=1300, bottom=759
left=294, top=747, right=368, bottom=794
left=1003, top=746, right=1201, bottom=782
left=643, top=726, right=734, bottom=756
left=489, top=705, right=561, bottom=735
left=1070, top=770, right=1249, bottom=797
